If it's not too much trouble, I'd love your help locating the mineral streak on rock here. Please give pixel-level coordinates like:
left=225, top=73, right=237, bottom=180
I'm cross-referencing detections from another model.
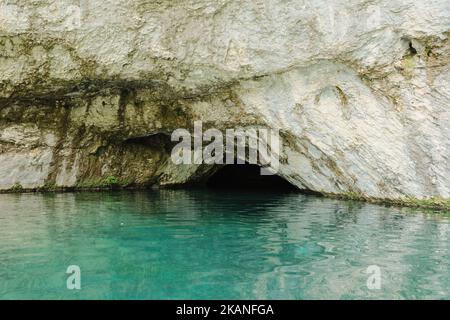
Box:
left=1, top=0, right=450, bottom=200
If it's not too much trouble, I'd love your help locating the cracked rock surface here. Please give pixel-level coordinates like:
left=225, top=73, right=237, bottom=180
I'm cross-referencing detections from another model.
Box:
left=1, top=0, right=450, bottom=199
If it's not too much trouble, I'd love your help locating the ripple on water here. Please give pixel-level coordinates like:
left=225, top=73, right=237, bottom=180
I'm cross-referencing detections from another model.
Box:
left=0, top=190, right=450, bottom=299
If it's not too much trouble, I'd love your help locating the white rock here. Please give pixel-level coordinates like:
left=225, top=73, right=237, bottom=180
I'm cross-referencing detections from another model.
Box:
left=0, top=0, right=449, bottom=200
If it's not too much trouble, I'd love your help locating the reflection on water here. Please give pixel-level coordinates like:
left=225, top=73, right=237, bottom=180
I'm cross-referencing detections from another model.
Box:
left=0, top=190, right=449, bottom=299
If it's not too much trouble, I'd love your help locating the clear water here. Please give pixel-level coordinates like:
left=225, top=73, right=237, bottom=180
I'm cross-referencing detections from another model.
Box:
left=0, top=190, right=449, bottom=300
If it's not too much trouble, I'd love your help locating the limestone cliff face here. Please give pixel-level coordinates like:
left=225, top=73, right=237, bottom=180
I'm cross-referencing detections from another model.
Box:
left=1, top=0, right=450, bottom=199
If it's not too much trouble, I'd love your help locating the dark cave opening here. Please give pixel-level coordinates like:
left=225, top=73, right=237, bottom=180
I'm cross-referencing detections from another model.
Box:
left=206, top=164, right=298, bottom=191
left=121, top=135, right=315, bottom=194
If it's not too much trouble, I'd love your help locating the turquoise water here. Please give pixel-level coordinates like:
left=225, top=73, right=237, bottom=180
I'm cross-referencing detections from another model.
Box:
left=0, top=190, right=450, bottom=300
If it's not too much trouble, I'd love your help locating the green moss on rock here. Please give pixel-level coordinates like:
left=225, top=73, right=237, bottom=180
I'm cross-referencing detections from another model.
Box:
left=75, top=175, right=134, bottom=190
left=10, top=183, right=24, bottom=193
left=327, top=191, right=450, bottom=211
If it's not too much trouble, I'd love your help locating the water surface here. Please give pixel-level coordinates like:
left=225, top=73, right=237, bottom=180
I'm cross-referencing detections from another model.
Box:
left=0, top=190, right=449, bottom=299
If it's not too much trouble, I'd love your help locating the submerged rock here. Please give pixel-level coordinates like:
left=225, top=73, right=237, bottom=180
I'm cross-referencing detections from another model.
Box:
left=1, top=0, right=450, bottom=200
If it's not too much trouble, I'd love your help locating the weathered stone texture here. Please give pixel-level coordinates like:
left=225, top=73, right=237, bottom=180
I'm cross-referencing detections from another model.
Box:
left=1, top=0, right=450, bottom=199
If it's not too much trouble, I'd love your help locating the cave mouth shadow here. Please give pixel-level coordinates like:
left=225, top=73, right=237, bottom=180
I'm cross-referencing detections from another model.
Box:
left=205, top=163, right=299, bottom=192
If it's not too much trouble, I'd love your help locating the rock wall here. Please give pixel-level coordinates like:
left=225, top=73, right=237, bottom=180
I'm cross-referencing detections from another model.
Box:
left=1, top=0, right=450, bottom=199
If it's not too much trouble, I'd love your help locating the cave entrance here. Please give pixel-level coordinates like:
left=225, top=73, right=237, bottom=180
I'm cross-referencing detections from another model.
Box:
left=205, top=163, right=298, bottom=191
